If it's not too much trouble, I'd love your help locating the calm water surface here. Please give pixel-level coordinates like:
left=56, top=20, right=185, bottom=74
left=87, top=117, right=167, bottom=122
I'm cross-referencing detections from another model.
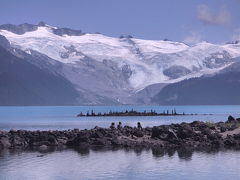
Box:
left=0, top=105, right=239, bottom=130
left=0, top=148, right=240, bottom=180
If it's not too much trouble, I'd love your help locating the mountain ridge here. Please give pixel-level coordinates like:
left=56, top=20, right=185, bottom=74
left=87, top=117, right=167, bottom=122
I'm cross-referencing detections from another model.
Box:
left=0, top=22, right=240, bottom=105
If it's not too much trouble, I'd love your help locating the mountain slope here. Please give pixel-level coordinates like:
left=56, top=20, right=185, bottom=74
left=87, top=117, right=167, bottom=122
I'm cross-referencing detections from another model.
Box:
left=0, top=45, right=82, bottom=105
left=1, top=23, right=239, bottom=91
left=152, top=67, right=240, bottom=105
left=0, top=23, right=240, bottom=105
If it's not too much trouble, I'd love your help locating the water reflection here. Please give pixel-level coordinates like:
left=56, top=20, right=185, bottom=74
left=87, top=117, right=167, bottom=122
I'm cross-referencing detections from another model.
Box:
left=1, top=147, right=240, bottom=180
left=0, top=147, right=238, bottom=161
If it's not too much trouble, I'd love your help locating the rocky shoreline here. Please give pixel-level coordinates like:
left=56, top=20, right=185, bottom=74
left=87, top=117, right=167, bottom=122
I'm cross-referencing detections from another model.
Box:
left=1, top=116, right=240, bottom=151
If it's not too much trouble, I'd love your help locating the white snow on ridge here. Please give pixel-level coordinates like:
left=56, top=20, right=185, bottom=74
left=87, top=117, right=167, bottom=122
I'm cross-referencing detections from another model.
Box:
left=0, top=26, right=240, bottom=90
left=223, top=43, right=240, bottom=58
left=0, top=26, right=189, bottom=63
left=133, top=38, right=189, bottom=54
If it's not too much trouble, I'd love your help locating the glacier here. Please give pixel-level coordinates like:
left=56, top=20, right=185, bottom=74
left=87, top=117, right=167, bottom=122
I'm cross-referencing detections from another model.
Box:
left=0, top=23, right=240, bottom=104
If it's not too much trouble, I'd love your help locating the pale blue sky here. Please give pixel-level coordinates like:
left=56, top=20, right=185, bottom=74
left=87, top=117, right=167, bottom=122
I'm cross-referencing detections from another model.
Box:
left=0, top=0, right=240, bottom=43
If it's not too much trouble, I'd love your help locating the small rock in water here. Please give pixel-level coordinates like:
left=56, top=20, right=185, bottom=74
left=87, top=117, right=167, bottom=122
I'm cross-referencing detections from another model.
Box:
left=39, top=145, right=48, bottom=151
left=37, top=154, right=45, bottom=157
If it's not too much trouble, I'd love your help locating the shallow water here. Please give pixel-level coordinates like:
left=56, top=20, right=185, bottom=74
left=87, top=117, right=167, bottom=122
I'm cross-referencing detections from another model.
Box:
left=0, top=105, right=239, bottom=130
left=0, top=148, right=240, bottom=180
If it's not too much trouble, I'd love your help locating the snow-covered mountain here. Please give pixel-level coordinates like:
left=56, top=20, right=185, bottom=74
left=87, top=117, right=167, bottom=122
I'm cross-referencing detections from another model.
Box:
left=0, top=22, right=240, bottom=105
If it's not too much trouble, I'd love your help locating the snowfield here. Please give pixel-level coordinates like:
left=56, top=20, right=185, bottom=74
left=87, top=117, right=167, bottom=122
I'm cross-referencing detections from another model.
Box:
left=1, top=25, right=240, bottom=91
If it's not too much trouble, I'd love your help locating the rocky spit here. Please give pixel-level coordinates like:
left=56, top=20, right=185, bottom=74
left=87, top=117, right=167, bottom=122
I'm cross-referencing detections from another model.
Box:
left=1, top=116, right=240, bottom=151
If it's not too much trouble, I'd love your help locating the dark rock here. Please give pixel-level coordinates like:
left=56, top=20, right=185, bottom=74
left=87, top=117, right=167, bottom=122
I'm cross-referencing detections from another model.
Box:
left=1, top=119, right=240, bottom=151
left=53, top=28, right=83, bottom=36
left=176, top=124, right=194, bottom=139
left=190, top=121, right=210, bottom=131
left=207, top=133, right=221, bottom=141
left=0, top=35, right=11, bottom=49
left=202, top=128, right=212, bottom=136
left=90, top=131, right=104, bottom=139
left=0, top=137, right=10, bottom=149
left=0, top=23, right=38, bottom=35
left=39, top=145, right=48, bottom=151
left=224, top=136, right=237, bottom=147
left=226, top=115, right=237, bottom=123
left=167, top=128, right=178, bottom=141
left=92, top=138, right=111, bottom=146
left=233, top=134, right=240, bottom=140
left=151, top=126, right=178, bottom=143
left=132, top=129, right=144, bottom=137
left=220, top=126, right=227, bottom=133
left=151, top=126, right=166, bottom=139
left=66, top=131, right=90, bottom=147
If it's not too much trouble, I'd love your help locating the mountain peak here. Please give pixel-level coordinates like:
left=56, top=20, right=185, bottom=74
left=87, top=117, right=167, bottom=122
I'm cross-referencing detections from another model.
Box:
left=0, top=22, right=84, bottom=37
left=38, top=21, right=47, bottom=27
left=0, top=23, right=38, bottom=35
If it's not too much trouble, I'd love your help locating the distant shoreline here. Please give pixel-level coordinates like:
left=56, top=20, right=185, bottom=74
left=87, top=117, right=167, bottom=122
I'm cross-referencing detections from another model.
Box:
left=76, top=109, right=201, bottom=117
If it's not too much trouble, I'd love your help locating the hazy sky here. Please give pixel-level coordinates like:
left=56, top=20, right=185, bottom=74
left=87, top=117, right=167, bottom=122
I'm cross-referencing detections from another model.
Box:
left=0, top=0, right=240, bottom=44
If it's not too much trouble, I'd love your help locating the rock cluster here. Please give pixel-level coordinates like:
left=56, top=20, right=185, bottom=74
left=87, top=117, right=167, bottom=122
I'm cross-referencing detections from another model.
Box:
left=1, top=116, right=240, bottom=151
